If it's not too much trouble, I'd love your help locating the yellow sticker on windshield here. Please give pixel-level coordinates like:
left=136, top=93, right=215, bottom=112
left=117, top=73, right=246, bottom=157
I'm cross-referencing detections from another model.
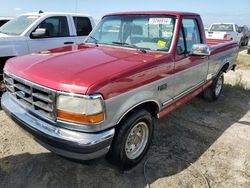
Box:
left=157, top=40, right=167, bottom=47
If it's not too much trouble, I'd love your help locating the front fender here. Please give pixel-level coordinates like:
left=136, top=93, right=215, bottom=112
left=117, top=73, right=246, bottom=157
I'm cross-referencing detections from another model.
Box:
left=0, top=38, right=29, bottom=57
left=105, top=87, right=160, bottom=125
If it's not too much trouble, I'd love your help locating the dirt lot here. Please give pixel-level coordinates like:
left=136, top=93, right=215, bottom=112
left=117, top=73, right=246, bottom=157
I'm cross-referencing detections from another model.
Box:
left=0, top=51, right=250, bottom=188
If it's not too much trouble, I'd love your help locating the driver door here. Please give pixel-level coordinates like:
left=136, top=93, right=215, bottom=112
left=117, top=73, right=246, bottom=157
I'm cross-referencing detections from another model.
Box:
left=174, top=18, right=208, bottom=98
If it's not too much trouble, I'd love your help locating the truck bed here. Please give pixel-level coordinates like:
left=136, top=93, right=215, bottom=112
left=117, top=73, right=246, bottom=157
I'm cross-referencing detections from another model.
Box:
left=207, top=39, right=230, bottom=46
left=207, top=39, right=238, bottom=55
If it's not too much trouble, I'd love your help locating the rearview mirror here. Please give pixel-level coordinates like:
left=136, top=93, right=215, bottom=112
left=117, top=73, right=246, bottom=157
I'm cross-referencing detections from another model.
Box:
left=190, top=44, right=211, bottom=56
left=31, top=28, right=48, bottom=38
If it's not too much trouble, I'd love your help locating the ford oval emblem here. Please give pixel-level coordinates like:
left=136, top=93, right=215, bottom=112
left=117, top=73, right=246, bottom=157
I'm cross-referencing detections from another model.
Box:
left=17, top=91, right=26, bottom=97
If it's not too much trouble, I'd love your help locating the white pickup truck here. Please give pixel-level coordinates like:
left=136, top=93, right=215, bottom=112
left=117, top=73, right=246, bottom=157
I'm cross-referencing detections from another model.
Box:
left=0, top=12, right=95, bottom=88
left=206, top=23, right=242, bottom=44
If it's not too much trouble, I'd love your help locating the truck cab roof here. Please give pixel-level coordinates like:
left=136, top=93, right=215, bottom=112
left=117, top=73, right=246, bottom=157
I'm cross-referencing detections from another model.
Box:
left=211, top=23, right=236, bottom=25
left=104, top=11, right=200, bottom=17
left=20, top=12, right=92, bottom=18
left=0, top=17, right=13, bottom=19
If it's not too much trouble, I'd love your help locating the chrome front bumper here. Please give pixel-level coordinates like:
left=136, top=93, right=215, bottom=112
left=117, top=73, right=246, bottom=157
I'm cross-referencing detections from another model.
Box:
left=1, top=92, right=115, bottom=160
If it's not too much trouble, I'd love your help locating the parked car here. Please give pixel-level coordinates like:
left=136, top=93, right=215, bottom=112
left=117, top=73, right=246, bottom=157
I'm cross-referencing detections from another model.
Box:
left=206, top=23, right=242, bottom=44
left=0, top=17, right=13, bottom=27
left=1, top=11, right=238, bottom=169
left=0, top=12, right=95, bottom=90
left=239, top=25, right=250, bottom=46
left=204, top=26, right=209, bottom=32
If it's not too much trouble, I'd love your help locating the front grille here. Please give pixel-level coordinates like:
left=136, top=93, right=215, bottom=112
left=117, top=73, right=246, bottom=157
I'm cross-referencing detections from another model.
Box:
left=4, top=72, right=56, bottom=121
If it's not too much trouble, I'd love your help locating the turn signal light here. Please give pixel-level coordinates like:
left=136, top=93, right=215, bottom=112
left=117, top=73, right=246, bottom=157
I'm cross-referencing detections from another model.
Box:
left=57, top=110, right=105, bottom=124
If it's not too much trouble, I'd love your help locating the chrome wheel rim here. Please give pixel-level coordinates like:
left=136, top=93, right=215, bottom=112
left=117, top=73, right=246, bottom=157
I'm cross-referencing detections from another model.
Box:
left=125, top=122, right=149, bottom=160
left=215, top=76, right=223, bottom=96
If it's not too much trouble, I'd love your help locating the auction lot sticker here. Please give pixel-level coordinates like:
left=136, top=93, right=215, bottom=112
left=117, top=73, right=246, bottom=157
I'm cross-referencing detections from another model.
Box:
left=149, top=18, right=171, bottom=25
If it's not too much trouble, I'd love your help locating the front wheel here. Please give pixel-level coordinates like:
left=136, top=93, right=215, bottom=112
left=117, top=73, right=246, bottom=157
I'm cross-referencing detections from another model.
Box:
left=0, top=80, right=5, bottom=98
left=107, top=109, right=154, bottom=170
left=203, top=71, right=224, bottom=101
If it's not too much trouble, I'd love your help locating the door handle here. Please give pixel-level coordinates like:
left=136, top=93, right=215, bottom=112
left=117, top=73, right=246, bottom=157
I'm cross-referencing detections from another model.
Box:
left=64, top=41, right=74, bottom=45
left=201, top=55, right=209, bottom=59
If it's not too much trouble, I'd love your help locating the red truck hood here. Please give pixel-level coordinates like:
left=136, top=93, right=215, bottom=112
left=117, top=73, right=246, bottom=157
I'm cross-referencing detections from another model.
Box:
left=5, top=44, right=169, bottom=95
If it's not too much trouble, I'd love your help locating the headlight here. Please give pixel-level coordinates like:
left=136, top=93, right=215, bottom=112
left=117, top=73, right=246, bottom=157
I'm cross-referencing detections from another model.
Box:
left=56, top=94, right=105, bottom=124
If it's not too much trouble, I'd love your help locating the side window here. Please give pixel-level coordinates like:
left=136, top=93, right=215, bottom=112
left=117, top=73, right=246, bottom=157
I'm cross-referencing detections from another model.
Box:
left=235, top=25, right=239, bottom=32
left=182, top=19, right=201, bottom=53
left=37, top=16, right=69, bottom=38
left=73, top=17, right=92, bottom=36
left=177, top=30, right=185, bottom=55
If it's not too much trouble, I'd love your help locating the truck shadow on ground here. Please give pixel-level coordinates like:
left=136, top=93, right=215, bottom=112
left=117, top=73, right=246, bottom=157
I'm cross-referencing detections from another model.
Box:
left=0, top=85, right=249, bottom=188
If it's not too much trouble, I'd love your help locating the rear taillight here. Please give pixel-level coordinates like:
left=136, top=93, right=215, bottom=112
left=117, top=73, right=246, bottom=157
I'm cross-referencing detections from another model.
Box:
left=223, top=34, right=228, bottom=40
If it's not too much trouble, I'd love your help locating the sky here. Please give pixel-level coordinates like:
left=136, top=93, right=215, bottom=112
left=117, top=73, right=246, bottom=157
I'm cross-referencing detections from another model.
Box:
left=1, top=0, right=250, bottom=27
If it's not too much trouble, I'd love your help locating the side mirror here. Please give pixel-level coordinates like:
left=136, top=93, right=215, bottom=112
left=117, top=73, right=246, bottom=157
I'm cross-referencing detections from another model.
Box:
left=31, top=28, right=48, bottom=38
left=190, top=44, right=211, bottom=56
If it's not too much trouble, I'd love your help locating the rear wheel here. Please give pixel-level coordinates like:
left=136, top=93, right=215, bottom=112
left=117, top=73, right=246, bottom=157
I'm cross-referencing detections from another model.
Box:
left=240, top=38, right=244, bottom=46
left=107, top=109, right=154, bottom=170
left=245, top=38, right=249, bottom=46
left=203, top=71, right=224, bottom=101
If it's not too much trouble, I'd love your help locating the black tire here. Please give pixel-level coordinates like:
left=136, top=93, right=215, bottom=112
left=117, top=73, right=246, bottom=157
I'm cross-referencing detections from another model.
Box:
left=240, top=38, right=244, bottom=46
left=245, top=38, right=249, bottom=46
left=0, top=80, right=5, bottom=99
left=107, top=109, right=154, bottom=170
left=203, top=71, right=224, bottom=101
left=248, top=49, right=250, bottom=55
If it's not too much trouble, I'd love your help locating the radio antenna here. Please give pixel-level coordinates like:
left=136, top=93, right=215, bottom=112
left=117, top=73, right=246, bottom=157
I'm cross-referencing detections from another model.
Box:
left=75, top=0, right=78, bottom=14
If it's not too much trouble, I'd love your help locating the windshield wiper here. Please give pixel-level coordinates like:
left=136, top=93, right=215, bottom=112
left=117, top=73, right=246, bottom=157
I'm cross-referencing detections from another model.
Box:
left=156, top=49, right=168, bottom=52
left=88, top=36, right=99, bottom=46
left=112, top=42, right=137, bottom=48
left=112, top=42, right=148, bottom=53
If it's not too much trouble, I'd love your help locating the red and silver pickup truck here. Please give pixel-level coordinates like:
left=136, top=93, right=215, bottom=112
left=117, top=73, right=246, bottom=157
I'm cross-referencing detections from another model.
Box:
left=1, top=11, right=238, bottom=169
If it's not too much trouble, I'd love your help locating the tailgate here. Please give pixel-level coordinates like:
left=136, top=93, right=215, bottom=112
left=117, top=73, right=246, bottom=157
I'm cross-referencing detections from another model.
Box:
left=206, top=31, right=227, bottom=39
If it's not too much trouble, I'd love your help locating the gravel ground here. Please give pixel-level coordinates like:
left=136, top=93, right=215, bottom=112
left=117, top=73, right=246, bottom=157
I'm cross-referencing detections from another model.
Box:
left=225, top=49, right=250, bottom=89
left=0, top=54, right=250, bottom=188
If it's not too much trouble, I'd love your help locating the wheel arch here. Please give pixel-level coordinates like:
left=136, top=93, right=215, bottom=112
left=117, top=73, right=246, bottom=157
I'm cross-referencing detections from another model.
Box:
left=117, top=100, right=160, bottom=125
left=221, top=62, right=229, bottom=73
left=0, top=56, right=14, bottom=75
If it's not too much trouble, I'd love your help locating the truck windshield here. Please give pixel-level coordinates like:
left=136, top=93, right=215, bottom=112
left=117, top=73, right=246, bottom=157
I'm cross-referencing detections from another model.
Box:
left=210, top=24, right=234, bottom=32
left=86, top=15, right=176, bottom=52
left=0, top=15, right=39, bottom=36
